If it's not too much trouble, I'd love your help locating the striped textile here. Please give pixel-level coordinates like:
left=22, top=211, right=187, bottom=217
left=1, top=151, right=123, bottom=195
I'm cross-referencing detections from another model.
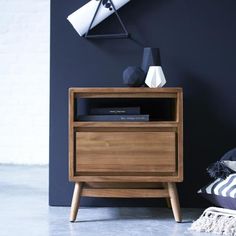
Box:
left=198, top=174, right=236, bottom=198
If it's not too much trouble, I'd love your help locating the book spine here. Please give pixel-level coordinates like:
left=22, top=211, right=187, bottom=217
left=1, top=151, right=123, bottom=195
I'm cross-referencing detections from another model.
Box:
left=78, top=115, right=149, bottom=122
left=89, top=107, right=140, bottom=115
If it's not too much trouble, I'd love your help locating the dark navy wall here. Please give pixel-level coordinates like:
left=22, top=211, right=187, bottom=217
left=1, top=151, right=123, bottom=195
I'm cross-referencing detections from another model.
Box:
left=50, top=0, right=236, bottom=206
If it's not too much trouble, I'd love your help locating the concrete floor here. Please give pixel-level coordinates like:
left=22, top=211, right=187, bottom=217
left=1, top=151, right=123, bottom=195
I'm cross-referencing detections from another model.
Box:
left=0, top=165, right=209, bottom=236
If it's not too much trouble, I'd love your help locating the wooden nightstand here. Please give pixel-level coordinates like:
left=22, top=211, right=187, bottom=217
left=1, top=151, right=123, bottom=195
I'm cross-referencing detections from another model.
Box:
left=69, top=87, right=183, bottom=222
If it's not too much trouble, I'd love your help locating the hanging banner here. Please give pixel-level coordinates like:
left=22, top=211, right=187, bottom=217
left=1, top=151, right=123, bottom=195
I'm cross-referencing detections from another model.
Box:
left=67, top=0, right=130, bottom=36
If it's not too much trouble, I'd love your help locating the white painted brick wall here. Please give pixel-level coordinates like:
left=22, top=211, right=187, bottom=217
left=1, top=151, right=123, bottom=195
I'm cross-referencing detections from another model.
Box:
left=0, top=0, right=50, bottom=164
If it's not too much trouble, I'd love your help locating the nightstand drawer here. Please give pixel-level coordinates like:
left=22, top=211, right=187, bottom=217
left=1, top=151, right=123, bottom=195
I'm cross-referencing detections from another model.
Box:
left=75, top=131, right=176, bottom=173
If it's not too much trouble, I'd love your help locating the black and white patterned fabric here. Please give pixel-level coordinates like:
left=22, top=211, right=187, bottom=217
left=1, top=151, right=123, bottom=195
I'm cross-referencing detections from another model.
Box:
left=207, top=148, right=236, bottom=179
left=198, top=174, right=236, bottom=210
left=221, top=148, right=236, bottom=173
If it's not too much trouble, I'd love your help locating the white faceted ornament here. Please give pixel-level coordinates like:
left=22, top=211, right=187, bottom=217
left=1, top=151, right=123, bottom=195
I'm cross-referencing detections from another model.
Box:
left=145, top=66, right=166, bottom=88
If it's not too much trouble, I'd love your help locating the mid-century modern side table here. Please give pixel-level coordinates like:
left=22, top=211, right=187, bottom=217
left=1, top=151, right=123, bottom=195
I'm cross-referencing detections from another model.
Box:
left=69, top=87, right=183, bottom=222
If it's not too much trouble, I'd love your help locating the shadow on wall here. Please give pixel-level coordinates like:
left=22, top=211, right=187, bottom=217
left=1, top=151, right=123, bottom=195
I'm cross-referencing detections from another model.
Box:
left=125, top=0, right=173, bottom=46
left=179, top=74, right=236, bottom=207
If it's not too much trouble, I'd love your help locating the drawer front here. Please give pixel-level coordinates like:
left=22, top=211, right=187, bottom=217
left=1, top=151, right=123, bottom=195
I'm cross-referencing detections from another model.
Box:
left=75, top=132, right=176, bottom=173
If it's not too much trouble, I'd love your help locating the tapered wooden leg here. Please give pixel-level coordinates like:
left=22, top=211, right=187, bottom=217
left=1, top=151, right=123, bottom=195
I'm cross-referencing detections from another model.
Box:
left=70, top=182, right=83, bottom=222
left=167, top=182, right=182, bottom=222
left=162, top=183, right=171, bottom=208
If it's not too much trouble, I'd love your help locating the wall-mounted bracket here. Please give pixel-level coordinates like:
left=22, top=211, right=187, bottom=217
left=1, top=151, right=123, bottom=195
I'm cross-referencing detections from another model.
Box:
left=85, top=0, right=129, bottom=39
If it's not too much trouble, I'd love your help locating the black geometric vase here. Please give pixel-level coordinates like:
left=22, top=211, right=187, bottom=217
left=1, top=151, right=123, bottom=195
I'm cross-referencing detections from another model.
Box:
left=141, top=47, right=161, bottom=74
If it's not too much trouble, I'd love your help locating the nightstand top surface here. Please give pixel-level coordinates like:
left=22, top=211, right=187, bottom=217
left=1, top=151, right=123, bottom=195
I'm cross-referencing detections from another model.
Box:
left=69, top=87, right=182, bottom=94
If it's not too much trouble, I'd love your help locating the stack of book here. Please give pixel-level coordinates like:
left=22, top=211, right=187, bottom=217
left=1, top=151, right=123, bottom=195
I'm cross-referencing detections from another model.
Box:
left=78, top=107, right=149, bottom=122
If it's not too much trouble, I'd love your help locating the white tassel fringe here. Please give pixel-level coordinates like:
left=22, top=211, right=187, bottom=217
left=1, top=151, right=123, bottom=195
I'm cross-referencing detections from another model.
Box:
left=189, top=207, right=236, bottom=236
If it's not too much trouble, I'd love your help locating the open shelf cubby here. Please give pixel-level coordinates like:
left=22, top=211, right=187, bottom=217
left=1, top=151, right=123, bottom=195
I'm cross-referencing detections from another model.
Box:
left=75, top=97, right=177, bottom=122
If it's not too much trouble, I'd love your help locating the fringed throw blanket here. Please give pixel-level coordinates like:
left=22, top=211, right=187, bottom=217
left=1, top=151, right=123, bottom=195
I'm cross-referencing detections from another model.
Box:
left=190, top=207, right=236, bottom=236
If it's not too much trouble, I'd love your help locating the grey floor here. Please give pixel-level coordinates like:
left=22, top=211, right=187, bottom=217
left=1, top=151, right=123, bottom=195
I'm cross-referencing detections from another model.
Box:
left=0, top=165, right=210, bottom=236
